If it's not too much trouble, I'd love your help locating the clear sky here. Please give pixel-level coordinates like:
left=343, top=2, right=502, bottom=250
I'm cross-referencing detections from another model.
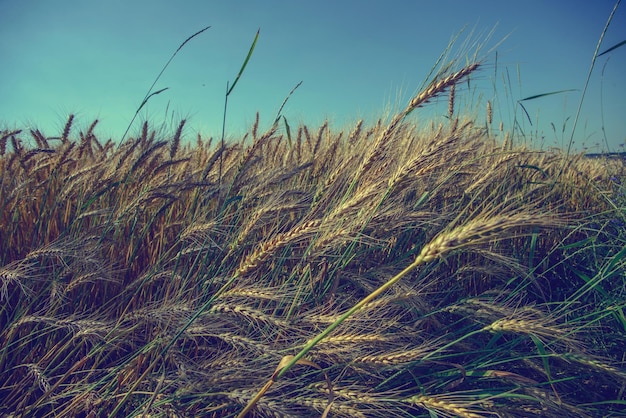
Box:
left=1, top=0, right=625, bottom=152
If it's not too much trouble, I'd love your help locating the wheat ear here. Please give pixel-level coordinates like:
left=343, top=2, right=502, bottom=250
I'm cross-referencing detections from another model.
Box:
left=404, top=394, right=491, bottom=418
left=169, top=119, right=185, bottom=159
left=236, top=219, right=320, bottom=277
left=408, top=63, right=479, bottom=117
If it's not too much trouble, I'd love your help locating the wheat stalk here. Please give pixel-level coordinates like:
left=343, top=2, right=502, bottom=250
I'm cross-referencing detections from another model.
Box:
left=352, top=63, right=480, bottom=188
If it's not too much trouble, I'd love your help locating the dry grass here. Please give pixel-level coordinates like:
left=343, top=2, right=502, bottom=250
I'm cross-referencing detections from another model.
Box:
left=1, top=58, right=625, bottom=418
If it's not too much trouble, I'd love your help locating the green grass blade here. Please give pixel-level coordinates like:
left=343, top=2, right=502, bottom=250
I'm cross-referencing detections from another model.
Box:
left=518, top=164, right=549, bottom=179
left=122, top=26, right=210, bottom=142
left=517, top=101, right=532, bottom=125
left=135, top=87, right=169, bottom=115
left=519, top=89, right=578, bottom=102
left=227, top=28, right=260, bottom=97
left=273, top=81, right=303, bottom=126
left=603, top=242, right=626, bottom=274
left=529, top=334, right=558, bottom=394
left=567, top=265, right=609, bottom=299
left=598, top=39, right=626, bottom=57
left=558, top=236, right=595, bottom=250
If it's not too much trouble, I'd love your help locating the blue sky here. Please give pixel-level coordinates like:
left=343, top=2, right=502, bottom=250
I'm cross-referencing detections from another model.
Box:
left=1, top=0, right=624, bottom=152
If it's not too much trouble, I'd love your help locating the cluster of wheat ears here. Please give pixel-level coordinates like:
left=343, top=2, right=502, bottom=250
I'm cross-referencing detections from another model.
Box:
left=1, top=46, right=626, bottom=417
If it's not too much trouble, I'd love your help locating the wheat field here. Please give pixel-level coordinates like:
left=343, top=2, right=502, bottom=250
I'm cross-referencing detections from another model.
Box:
left=1, top=59, right=625, bottom=417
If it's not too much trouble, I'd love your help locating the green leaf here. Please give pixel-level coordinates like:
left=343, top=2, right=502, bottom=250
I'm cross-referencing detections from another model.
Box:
left=529, top=334, right=555, bottom=387
left=517, top=101, right=532, bottom=125
left=227, top=29, right=260, bottom=97
left=567, top=265, right=609, bottom=299
left=518, top=164, right=549, bottom=178
left=558, top=236, right=595, bottom=250
left=122, top=26, right=210, bottom=142
left=598, top=39, right=626, bottom=57
left=136, top=87, right=169, bottom=114
left=519, top=89, right=578, bottom=102
left=604, top=243, right=626, bottom=274
left=413, top=191, right=430, bottom=209
left=273, top=80, right=303, bottom=126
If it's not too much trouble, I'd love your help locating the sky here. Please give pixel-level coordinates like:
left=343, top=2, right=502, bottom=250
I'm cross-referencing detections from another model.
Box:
left=1, top=0, right=625, bottom=152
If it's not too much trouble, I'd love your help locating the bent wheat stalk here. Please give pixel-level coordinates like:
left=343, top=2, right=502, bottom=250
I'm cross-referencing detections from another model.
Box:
left=352, top=62, right=479, bottom=186
left=238, top=210, right=556, bottom=417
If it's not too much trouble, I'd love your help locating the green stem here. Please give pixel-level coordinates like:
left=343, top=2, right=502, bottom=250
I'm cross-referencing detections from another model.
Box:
left=275, top=253, right=426, bottom=380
